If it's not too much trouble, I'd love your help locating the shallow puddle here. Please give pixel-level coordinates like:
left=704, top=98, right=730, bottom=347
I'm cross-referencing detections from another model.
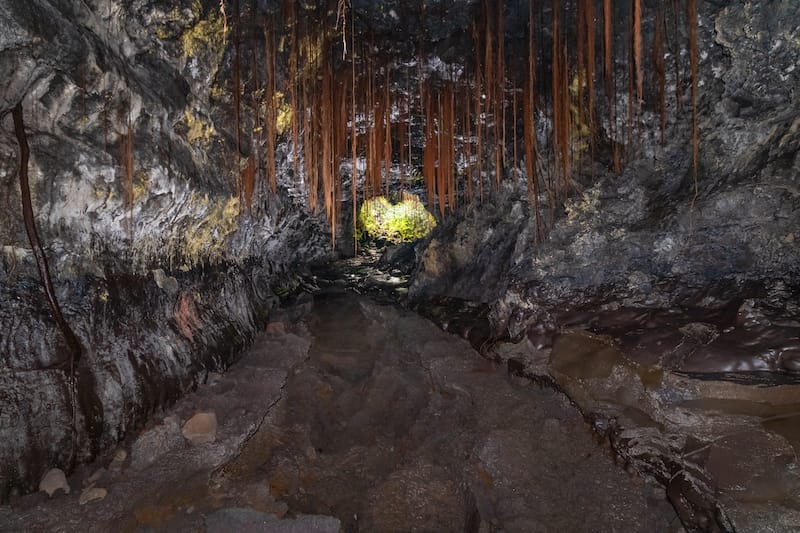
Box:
left=679, top=397, right=800, bottom=456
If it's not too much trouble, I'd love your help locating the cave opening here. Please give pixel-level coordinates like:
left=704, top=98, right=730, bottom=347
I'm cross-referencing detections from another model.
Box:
left=1, top=0, right=799, bottom=531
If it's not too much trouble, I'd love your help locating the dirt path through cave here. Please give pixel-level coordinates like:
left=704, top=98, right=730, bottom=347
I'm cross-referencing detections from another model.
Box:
left=0, top=292, right=679, bottom=532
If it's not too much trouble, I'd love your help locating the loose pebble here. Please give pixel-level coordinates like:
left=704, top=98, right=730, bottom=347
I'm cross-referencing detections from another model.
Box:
left=182, top=412, right=218, bottom=444
left=39, top=469, right=70, bottom=497
left=79, top=486, right=107, bottom=505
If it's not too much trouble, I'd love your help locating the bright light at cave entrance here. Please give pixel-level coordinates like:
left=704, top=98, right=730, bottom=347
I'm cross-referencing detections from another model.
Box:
left=357, top=193, right=437, bottom=243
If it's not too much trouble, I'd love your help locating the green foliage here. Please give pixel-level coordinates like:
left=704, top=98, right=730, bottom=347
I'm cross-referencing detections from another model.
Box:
left=357, top=195, right=437, bottom=243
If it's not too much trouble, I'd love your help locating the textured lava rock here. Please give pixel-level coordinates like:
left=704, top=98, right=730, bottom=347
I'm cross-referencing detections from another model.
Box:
left=0, top=0, right=332, bottom=500
left=410, top=0, right=800, bottom=377
left=404, top=3, right=800, bottom=531
left=204, top=508, right=341, bottom=533
left=130, top=416, right=184, bottom=470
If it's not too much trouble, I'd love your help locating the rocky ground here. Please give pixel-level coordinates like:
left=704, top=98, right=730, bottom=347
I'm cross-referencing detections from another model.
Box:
left=411, top=259, right=800, bottom=532
left=0, top=286, right=680, bottom=532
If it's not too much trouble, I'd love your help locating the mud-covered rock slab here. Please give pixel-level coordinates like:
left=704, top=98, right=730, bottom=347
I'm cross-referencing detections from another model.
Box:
left=546, top=327, right=800, bottom=532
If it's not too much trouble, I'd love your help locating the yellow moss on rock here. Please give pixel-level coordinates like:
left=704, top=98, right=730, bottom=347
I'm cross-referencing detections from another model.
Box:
left=181, top=2, right=227, bottom=60
left=275, top=92, right=292, bottom=136
left=154, top=7, right=187, bottom=40
left=184, top=110, right=216, bottom=147
left=132, top=170, right=150, bottom=203
left=181, top=194, right=240, bottom=266
left=132, top=194, right=241, bottom=269
left=210, top=86, right=226, bottom=100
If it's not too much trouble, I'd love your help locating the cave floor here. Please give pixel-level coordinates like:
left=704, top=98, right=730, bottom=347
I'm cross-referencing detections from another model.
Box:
left=0, top=291, right=679, bottom=532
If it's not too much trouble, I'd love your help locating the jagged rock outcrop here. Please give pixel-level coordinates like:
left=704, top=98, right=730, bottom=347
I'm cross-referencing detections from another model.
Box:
left=411, top=0, right=800, bottom=367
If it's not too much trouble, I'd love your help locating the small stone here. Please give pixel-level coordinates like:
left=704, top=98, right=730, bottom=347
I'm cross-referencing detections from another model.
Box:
left=79, top=486, right=107, bottom=505
left=266, top=321, right=287, bottom=336
left=182, top=412, right=218, bottom=444
left=39, top=468, right=70, bottom=497
left=85, top=468, right=106, bottom=486
left=272, top=501, right=290, bottom=518
left=206, top=372, right=223, bottom=385
left=152, top=268, right=180, bottom=294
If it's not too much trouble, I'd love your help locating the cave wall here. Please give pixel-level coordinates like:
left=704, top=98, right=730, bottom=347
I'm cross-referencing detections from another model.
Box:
left=402, top=4, right=800, bottom=529
left=411, top=0, right=800, bottom=333
left=0, top=0, right=331, bottom=499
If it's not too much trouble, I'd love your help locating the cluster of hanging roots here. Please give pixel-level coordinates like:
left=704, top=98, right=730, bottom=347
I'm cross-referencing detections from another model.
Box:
left=226, top=0, right=700, bottom=245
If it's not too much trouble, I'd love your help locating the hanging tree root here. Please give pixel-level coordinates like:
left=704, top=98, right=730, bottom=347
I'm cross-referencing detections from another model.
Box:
left=12, top=103, right=83, bottom=367
left=12, top=102, right=83, bottom=465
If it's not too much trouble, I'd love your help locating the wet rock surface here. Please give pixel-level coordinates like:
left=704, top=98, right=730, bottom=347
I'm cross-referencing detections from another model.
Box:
left=406, top=275, right=800, bottom=531
left=0, top=293, right=678, bottom=532
left=544, top=328, right=800, bottom=531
